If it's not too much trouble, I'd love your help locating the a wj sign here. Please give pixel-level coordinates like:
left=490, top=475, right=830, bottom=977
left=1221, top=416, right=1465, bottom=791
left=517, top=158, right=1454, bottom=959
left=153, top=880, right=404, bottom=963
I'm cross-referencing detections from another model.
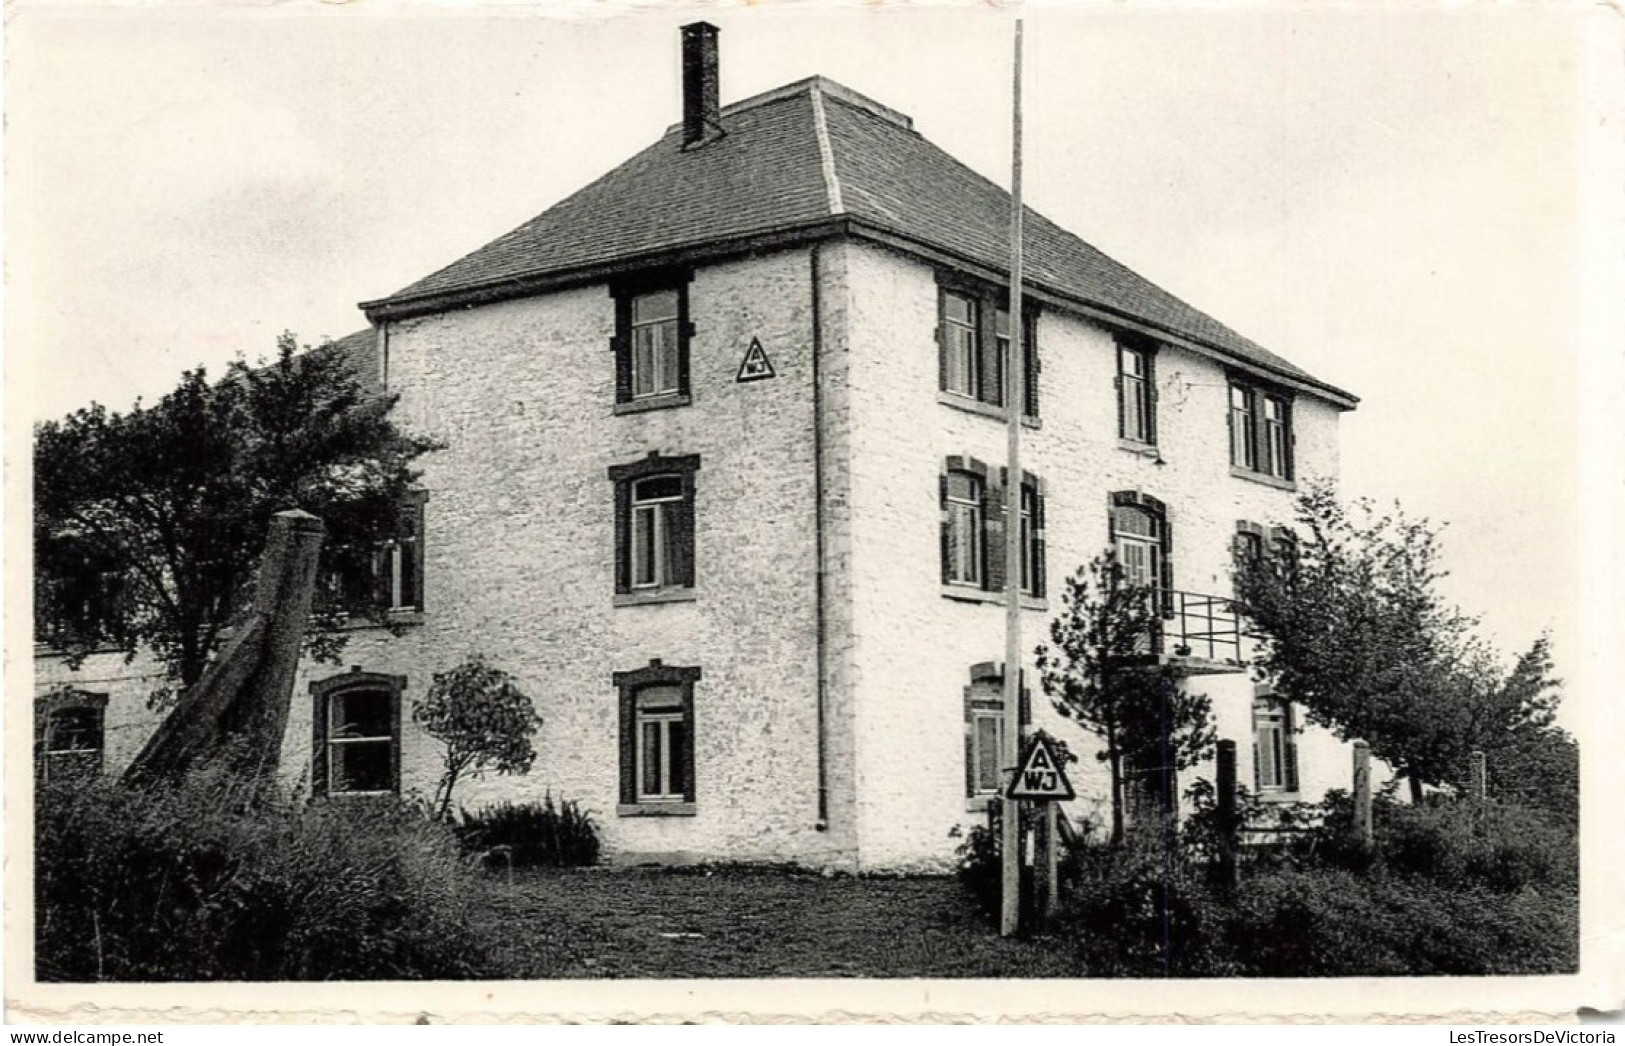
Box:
left=1005, top=735, right=1075, bottom=802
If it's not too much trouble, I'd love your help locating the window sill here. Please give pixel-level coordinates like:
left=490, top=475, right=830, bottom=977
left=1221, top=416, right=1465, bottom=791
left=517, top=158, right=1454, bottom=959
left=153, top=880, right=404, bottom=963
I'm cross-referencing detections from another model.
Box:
left=966, top=795, right=1003, bottom=813
left=1117, top=438, right=1163, bottom=461
left=940, top=585, right=1047, bottom=611
left=330, top=609, right=426, bottom=632
left=1229, top=466, right=1296, bottom=492
left=617, top=802, right=696, bottom=817
left=614, top=392, right=691, bottom=416
left=1256, top=789, right=1303, bottom=803
left=935, top=391, right=1041, bottom=429
left=614, top=588, right=697, bottom=608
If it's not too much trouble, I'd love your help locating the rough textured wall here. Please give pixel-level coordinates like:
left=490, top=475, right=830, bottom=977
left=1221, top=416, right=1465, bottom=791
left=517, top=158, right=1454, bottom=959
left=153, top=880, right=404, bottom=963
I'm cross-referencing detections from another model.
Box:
left=370, top=247, right=833, bottom=862
left=840, top=240, right=1355, bottom=869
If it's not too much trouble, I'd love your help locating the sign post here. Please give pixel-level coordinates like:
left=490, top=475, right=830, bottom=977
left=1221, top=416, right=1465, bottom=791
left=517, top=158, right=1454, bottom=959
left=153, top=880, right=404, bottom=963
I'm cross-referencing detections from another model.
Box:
left=1007, top=733, right=1073, bottom=927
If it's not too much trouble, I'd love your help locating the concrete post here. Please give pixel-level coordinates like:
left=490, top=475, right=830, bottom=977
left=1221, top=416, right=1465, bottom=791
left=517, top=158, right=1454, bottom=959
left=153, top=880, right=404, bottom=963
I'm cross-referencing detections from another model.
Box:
left=1043, top=801, right=1060, bottom=922
left=125, top=510, right=326, bottom=792
left=1352, top=739, right=1374, bottom=846
left=1215, top=739, right=1240, bottom=889
left=1469, top=750, right=1487, bottom=803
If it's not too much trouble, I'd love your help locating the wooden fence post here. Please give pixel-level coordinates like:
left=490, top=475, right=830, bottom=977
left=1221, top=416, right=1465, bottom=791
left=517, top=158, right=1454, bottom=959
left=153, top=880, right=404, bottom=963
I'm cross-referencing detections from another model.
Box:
left=1216, top=739, right=1239, bottom=889
left=1469, top=750, right=1487, bottom=803
left=1352, top=739, right=1374, bottom=847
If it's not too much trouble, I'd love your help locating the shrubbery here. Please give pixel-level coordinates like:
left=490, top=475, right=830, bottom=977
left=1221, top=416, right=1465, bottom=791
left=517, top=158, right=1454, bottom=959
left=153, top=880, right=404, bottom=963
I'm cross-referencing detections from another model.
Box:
left=960, top=790, right=1578, bottom=977
left=452, top=795, right=602, bottom=869
left=35, top=769, right=497, bottom=981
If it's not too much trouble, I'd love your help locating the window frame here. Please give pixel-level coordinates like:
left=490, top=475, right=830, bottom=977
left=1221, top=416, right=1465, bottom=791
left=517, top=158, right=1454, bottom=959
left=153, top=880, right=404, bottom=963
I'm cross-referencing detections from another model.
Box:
left=1108, top=490, right=1174, bottom=620
left=944, top=469, right=985, bottom=588
left=610, top=453, right=701, bottom=603
left=34, top=688, right=108, bottom=783
left=962, top=662, right=1032, bottom=805
left=936, top=274, right=1040, bottom=421
left=1251, top=693, right=1300, bottom=794
left=1229, top=378, right=1295, bottom=483
left=614, top=660, right=700, bottom=814
left=940, top=457, right=1046, bottom=602
left=611, top=274, right=694, bottom=413
left=1116, top=337, right=1157, bottom=445
left=310, top=671, right=404, bottom=799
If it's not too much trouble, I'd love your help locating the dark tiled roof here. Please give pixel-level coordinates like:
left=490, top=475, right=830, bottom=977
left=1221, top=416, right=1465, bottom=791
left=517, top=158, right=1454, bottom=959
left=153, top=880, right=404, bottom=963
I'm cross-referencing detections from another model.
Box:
left=364, top=77, right=1352, bottom=406
left=304, top=328, right=381, bottom=394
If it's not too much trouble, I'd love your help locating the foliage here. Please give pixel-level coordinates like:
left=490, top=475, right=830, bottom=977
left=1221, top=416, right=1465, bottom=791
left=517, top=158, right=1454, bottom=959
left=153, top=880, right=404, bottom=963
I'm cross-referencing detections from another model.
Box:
left=34, top=766, right=494, bottom=981
left=1233, top=482, right=1571, bottom=804
left=453, top=795, right=601, bottom=869
left=413, top=655, right=542, bottom=819
left=1037, top=553, right=1216, bottom=844
left=34, top=332, right=441, bottom=704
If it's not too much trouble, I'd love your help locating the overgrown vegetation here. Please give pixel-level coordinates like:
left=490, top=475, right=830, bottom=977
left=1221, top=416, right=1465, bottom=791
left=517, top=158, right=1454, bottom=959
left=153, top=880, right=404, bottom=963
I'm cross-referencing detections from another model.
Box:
left=34, top=331, right=440, bottom=708
left=453, top=795, right=602, bottom=869
left=35, top=768, right=497, bottom=981
left=956, top=788, right=1578, bottom=977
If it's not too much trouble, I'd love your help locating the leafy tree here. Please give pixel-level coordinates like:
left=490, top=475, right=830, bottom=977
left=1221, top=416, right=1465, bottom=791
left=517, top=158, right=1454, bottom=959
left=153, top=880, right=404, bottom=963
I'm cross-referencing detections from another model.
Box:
left=34, top=332, right=440, bottom=705
left=413, top=655, right=542, bottom=819
left=1452, top=634, right=1575, bottom=821
left=1233, top=481, right=1568, bottom=805
left=1037, top=553, right=1216, bottom=845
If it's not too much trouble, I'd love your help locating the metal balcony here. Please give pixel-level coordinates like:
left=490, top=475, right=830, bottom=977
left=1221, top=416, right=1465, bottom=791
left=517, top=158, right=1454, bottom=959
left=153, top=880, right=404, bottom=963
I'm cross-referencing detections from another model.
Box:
left=1152, top=590, right=1247, bottom=675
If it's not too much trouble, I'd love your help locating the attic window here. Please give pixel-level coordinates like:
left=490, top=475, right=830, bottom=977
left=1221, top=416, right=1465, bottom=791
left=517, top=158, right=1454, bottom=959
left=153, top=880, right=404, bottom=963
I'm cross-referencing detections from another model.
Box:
left=611, top=276, right=693, bottom=414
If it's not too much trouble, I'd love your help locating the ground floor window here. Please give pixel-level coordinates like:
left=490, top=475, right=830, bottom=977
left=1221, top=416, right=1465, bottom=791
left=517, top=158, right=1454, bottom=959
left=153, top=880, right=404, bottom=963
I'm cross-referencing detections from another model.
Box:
left=1252, top=694, right=1300, bottom=793
left=310, top=671, right=404, bottom=797
left=963, top=662, right=1030, bottom=801
left=614, top=660, right=700, bottom=810
left=35, top=689, right=107, bottom=783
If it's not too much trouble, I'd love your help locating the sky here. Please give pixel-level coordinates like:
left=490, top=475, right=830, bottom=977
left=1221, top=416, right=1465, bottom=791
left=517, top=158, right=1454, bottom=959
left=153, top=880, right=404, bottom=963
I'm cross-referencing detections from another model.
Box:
left=7, top=3, right=1612, bottom=683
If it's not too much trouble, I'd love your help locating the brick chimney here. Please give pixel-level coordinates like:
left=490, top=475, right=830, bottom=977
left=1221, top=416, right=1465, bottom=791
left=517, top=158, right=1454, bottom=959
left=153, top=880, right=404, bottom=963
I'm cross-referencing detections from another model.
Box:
left=681, top=22, right=722, bottom=148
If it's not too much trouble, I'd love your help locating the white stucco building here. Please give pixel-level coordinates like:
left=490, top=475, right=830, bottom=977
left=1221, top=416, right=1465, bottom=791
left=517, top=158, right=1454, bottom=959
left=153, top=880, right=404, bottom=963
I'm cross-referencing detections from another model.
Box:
left=36, top=23, right=1374, bottom=870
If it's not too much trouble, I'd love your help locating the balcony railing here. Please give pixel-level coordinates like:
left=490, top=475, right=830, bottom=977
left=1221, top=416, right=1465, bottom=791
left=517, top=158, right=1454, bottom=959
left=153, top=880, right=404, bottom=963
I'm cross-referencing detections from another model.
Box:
left=1155, top=590, right=1245, bottom=669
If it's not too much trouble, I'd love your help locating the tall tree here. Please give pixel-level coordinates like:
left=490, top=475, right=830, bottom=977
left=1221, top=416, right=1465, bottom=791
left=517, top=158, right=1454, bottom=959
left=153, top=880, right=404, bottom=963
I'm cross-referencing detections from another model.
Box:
left=34, top=332, right=440, bottom=705
left=1233, top=481, right=1532, bottom=803
left=1037, top=553, right=1216, bottom=845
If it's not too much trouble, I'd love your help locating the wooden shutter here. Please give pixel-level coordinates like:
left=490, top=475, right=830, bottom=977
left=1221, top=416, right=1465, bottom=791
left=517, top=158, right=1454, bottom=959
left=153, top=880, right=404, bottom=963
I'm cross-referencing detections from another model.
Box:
left=677, top=285, right=693, bottom=398
left=1283, top=702, right=1300, bottom=792
left=679, top=683, right=697, bottom=803
left=1282, top=398, right=1295, bottom=480
left=618, top=683, right=636, bottom=805
left=1115, top=347, right=1126, bottom=438
left=939, top=472, right=952, bottom=584
left=669, top=469, right=697, bottom=589
left=984, top=469, right=1008, bottom=593
left=1145, top=349, right=1159, bottom=444
left=1022, top=313, right=1039, bottom=419
left=936, top=291, right=949, bottom=393
left=388, top=684, right=402, bottom=794
left=977, top=298, right=1001, bottom=407
left=963, top=703, right=976, bottom=798
left=613, top=477, right=632, bottom=594
left=611, top=291, right=633, bottom=404
left=1032, top=483, right=1047, bottom=599
left=311, top=690, right=329, bottom=798
left=1158, top=508, right=1175, bottom=618
left=1252, top=737, right=1262, bottom=792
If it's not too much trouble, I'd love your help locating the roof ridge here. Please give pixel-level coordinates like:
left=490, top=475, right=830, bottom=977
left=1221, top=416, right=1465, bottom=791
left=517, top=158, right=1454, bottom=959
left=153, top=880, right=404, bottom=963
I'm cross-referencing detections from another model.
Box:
left=808, top=81, right=845, bottom=216
left=661, top=74, right=913, bottom=135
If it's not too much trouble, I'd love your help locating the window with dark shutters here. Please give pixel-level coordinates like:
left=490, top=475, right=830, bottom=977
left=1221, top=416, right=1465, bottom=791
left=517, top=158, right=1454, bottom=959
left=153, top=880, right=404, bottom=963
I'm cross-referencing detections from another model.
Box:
left=1252, top=694, right=1300, bottom=794
left=1229, top=378, right=1295, bottom=482
left=1109, top=491, right=1173, bottom=619
left=942, top=459, right=1046, bottom=600
left=936, top=273, right=1040, bottom=421
left=613, top=661, right=700, bottom=811
left=1116, top=337, right=1158, bottom=445
left=310, top=671, right=404, bottom=799
left=963, top=662, right=1032, bottom=800
left=610, top=274, right=694, bottom=412
left=609, top=453, right=700, bottom=600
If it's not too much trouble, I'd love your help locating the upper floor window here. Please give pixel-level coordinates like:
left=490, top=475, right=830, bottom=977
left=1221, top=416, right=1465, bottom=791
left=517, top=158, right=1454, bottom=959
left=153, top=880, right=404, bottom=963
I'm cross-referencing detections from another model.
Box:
left=35, top=689, right=107, bottom=783
left=1109, top=491, right=1173, bottom=619
left=937, top=279, right=1039, bottom=420
left=1229, top=380, right=1294, bottom=481
left=610, top=453, right=700, bottom=602
left=613, top=660, right=701, bottom=812
left=310, top=671, right=404, bottom=798
left=612, top=276, right=692, bottom=412
left=34, top=532, right=130, bottom=651
left=1117, top=339, right=1156, bottom=444
left=941, top=457, right=1046, bottom=600
left=323, top=493, right=426, bottom=618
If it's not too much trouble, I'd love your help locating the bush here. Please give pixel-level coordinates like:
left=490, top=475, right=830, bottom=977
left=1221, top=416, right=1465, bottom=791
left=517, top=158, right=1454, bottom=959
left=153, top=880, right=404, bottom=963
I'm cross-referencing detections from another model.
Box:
left=452, top=795, right=601, bottom=869
left=35, top=768, right=497, bottom=981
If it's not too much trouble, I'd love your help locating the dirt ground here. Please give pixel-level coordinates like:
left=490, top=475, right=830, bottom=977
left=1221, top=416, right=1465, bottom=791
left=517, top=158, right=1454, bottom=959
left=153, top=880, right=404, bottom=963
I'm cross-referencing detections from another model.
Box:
left=474, top=865, right=1079, bottom=979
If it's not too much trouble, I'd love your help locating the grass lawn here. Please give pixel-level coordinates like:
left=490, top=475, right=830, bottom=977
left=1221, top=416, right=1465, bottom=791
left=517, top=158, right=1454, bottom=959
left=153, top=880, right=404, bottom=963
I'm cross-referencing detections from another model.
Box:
left=472, top=866, right=1080, bottom=978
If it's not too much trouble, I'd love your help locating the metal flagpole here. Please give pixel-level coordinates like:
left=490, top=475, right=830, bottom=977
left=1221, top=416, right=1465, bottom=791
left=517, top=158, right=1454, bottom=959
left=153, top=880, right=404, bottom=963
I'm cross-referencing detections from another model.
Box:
left=1000, top=17, right=1026, bottom=940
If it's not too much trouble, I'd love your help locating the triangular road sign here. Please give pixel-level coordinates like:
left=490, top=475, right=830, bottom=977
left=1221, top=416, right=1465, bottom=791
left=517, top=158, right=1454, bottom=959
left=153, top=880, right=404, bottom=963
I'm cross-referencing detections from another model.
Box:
left=736, top=337, right=776, bottom=383
left=1006, top=735, right=1076, bottom=801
